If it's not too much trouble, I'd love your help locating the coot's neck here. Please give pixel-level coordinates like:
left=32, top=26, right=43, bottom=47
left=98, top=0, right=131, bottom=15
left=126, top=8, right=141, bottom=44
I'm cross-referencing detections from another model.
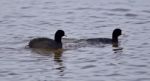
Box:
left=112, top=35, right=119, bottom=47
left=55, top=36, right=62, bottom=43
left=112, top=35, right=118, bottom=43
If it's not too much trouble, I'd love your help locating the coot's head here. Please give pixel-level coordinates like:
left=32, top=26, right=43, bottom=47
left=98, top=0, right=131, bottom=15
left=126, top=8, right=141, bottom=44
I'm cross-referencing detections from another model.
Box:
left=55, top=30, right=65, bottom=37
left=55, top=30, right=65, bottom=43
left=112, top=28, right=122, bottom=38
left=112, top=28, right=122, bottom=47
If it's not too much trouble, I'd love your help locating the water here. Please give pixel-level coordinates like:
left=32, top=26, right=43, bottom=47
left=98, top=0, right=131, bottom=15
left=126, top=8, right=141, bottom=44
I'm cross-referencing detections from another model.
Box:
left=0, top=0, right=150, bottom=81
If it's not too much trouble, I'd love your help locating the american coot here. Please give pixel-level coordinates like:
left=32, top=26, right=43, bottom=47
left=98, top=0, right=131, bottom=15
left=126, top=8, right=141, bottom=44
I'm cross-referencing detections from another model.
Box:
left=86, top=28, right=122, bottom=47
left=29, top=30, right=65, bottom=49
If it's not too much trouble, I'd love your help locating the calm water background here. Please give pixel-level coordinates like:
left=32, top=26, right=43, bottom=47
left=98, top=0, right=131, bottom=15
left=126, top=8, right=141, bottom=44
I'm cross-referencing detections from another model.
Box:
left=0, top=0, right=150, bottom=81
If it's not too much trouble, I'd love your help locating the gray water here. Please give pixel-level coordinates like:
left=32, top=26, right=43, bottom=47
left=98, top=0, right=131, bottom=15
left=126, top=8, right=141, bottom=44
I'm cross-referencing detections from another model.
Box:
left=0, top=0, right=150, bottom=81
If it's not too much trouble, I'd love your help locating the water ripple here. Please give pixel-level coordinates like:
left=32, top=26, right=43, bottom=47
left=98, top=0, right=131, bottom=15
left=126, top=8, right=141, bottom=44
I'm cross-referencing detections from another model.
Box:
left=110, top=8, right=130, bottom=12
left=81, top=65, right=96, bottom=69
left=125, top=13, right=138, bottom=17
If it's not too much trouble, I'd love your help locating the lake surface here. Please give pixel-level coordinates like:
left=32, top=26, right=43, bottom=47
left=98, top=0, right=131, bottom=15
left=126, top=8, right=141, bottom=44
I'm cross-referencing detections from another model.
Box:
left=0, top=0, right=150, bottom=81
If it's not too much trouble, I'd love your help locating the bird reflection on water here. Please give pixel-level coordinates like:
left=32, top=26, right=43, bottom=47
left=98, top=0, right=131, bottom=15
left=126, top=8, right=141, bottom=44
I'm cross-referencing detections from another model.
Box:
left=112, top=45, right=124, bottom=60
left=30, top=48, right=65, bottom=76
